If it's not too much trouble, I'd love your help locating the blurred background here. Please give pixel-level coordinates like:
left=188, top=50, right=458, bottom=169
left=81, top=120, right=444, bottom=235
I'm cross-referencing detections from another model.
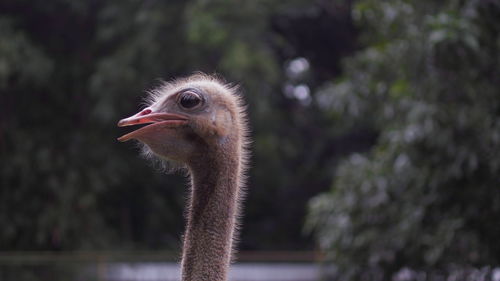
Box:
left=1, top=0, right=499, bottom=280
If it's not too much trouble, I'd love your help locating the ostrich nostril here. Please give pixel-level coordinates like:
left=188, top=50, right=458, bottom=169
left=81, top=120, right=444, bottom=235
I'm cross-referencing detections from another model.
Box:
left=140, top=109, right=152, bottom=116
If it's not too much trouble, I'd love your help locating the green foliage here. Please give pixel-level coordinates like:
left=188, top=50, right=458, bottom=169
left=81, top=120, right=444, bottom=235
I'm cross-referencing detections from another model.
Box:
left=1, top=0, right=336, bottom=251
left=308, top=0, right=500, bottom=279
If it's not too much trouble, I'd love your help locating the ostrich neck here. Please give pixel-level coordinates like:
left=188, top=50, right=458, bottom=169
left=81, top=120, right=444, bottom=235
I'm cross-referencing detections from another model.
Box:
left=181, top=146, right=241, bottom=281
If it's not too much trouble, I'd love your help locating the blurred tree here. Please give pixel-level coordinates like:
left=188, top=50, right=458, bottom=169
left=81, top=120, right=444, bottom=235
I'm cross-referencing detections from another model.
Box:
left=0, top=0, right=359, bottom=251
left=307, top=0, right=500, bottom=279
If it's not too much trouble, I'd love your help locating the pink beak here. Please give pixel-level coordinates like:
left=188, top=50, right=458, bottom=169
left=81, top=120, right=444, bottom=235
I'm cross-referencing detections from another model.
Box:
left=117, top=108, right=188, bottom=142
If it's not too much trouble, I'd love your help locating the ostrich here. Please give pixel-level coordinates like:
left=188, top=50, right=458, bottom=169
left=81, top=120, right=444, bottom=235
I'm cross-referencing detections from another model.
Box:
left=117, top=74, right=248, bottom=281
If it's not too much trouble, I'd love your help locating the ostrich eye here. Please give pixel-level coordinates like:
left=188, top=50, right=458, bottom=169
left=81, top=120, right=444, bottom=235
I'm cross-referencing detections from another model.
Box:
left=179, top=91, right=202, bottom=109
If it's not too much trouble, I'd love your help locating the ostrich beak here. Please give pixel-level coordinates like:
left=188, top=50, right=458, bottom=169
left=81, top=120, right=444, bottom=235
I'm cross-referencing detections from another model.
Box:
left=117, top=108, right=188, bottom=142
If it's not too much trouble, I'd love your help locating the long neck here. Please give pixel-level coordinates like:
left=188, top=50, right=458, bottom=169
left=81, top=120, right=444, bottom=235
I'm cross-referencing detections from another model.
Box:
left=181, top=144, right=243, bottom=281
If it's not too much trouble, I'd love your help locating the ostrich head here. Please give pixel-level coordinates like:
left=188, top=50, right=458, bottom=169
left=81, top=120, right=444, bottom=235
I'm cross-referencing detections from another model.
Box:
left=117, top=74, right=248, bottom=281
left=117, top=74, right=244, bottom=165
